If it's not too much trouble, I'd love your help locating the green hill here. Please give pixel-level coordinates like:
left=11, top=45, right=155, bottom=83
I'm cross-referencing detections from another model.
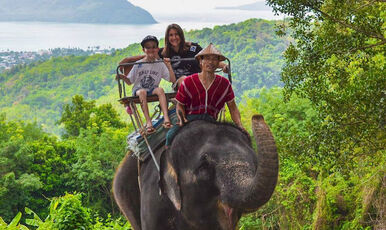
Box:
left=1, top=2, right=384, bottom=228
left=0, top=18, right=290, bottom=134
left=0, top=0, right=156, bottom=24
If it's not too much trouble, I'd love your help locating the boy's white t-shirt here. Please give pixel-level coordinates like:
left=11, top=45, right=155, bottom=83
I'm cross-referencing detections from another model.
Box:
left=127, top=59, right=170, bottom=95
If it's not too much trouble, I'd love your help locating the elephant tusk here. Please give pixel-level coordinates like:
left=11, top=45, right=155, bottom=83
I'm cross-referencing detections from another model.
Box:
left=218, top=202, right=236, bottom=230
left=224, top=205, right=234, bottom=229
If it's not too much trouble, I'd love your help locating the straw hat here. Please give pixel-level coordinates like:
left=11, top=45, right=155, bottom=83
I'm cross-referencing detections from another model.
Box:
left=195, top=43, right=226, bottom=61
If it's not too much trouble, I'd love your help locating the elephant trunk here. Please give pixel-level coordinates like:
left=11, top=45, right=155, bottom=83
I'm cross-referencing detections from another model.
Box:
left=223, top=115, right=278, bottom=211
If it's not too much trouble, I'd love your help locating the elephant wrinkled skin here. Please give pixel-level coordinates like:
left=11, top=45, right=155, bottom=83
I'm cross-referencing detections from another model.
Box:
left=113, top=115, right=278, bottom=230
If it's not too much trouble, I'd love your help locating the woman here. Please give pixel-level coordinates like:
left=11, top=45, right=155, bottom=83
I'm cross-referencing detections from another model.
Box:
left=159, top=24, right=228, bottom=91
left=165, top=43, right=243, bottom=147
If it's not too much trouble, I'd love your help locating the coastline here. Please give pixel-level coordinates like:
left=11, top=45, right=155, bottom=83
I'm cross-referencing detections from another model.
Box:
left=0, top=9, right=282, bottom=52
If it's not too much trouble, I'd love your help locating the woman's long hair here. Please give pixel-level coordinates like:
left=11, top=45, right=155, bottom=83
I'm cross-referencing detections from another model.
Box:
left=162, top=24, right=189, bottom=57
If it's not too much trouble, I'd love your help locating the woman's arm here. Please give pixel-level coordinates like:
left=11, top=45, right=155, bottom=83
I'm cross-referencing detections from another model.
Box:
left=118, top=74, right=132, bottom=85
left=118, top=55, right=144, bottom=85
left=119, top=55, right=145, bottom=65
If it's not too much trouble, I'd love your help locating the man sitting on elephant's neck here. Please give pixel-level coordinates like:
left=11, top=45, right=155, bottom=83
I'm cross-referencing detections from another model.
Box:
left=165, top=43, right=244, bottom=147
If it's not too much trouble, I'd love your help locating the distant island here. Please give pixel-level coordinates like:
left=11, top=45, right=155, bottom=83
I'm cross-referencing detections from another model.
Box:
left=216, top=1, right=272, bottom=11
left=0, top=0, right=157, bottom=24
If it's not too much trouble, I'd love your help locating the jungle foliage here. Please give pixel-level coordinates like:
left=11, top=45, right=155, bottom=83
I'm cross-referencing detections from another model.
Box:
left=0, top=3, right=384, bottom=229
left=265, top=0, right=384, bottom=228
left=0, top=95, right=130, bottom=225
left=0, top=193, right=131, bottom=230
left=1, top=87, right=384, bottom=229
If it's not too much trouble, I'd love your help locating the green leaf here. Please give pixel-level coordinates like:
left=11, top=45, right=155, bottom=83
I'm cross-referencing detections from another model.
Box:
left=8, top=212, right=22, bottom=227
left=24, top=207, right=42, bottom=223
left=0, top=217, right=7, bottom=228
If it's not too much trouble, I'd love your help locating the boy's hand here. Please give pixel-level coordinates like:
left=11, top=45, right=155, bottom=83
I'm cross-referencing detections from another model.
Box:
left=163, top=58, right=172, bottom=67
left=164, top=57, right=176, bottom=83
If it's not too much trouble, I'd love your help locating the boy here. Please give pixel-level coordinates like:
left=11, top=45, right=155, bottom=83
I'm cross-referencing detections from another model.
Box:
left=121, top=35, right=176, bottom=134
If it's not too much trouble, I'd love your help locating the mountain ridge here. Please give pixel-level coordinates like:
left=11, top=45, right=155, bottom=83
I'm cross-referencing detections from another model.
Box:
left=0, top=0, right=157, bottom=24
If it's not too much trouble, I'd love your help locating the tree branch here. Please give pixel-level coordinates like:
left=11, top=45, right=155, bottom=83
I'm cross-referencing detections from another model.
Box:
left=358, top=0, right=379, bottom=9
left=335, top=40, right=386, bottom=54
left=303, top=1, right=386, bottom=42
left=350, top=40, right=386, bottom=51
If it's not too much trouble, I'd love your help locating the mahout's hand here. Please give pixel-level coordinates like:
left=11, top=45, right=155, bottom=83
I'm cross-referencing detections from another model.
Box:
left=222, top=64, right=229, bottom=73
left=176, top=106, right=188, bottom=126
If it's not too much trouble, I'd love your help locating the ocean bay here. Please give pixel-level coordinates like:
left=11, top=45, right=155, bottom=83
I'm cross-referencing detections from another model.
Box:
left=0, top=9, right=281, bottom=51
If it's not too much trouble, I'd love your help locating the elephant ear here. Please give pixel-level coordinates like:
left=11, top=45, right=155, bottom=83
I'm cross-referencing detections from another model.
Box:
left=159, top=150, right=182, bottom=211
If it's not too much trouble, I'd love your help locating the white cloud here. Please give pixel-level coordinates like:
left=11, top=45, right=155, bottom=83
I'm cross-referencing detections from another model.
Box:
left=127, top=0, right=281, bottom=26
left=129, top=0, right=262, bottom=14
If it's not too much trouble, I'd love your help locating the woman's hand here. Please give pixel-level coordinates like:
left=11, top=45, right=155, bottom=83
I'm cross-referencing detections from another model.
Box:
left=117, top=73, right=132, bottom=85
left=117, top=73, right=126, bottom=80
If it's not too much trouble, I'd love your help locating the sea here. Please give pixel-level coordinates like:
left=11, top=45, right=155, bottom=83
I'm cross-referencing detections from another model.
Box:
left=0, top=9, right=283, bottom=52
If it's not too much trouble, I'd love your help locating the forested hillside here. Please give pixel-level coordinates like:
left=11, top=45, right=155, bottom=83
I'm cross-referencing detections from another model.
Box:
left=186, top=19, right=289, bottom=91
left=0, top=18, right=289, bottom=135
left=1, top=4, right=384, bottom=229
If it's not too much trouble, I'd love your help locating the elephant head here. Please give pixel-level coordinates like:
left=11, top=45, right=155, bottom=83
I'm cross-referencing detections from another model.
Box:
left=159, top=115, right=278, bottom=230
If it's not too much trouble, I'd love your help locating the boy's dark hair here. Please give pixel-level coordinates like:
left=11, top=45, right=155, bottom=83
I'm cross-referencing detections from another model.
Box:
left=141, top=35, right=159, bottom=48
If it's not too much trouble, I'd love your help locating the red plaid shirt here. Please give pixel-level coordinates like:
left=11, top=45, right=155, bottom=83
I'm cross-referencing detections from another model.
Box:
left=175, top=73, right=235, bottom=119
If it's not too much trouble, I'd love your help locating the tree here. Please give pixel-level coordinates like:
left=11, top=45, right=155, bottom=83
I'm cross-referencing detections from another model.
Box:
left=58, top=96, right=128, bottom=215
left=266, top=0, right=385, bottom=169
left=59, top=95, right=96, bottom=137
left=0, top=115, right=76, bottom=222
left=67, top=125, right=128, bottom=216
left=263, top=1, right=385, bottom=228
left=89, top=103, right=126, bottom=133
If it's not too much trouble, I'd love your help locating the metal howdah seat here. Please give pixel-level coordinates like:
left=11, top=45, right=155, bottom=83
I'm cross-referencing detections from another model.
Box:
left=115, top=56, right=232, bottom=170
left=118, top=93, right=177, bottom=165
left=115, top=58, right=179, bottom=168
left=119, top=92, right=176, bottom=105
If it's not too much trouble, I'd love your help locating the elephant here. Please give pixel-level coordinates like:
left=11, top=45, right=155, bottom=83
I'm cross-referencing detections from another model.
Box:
left=113, top=114, right=278, bottom=230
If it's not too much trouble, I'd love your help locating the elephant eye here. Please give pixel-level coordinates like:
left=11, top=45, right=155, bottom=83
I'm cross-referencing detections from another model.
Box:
left=194, top=154, right=214, bottom=180
left=196, top=160, right=210, bottom=172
